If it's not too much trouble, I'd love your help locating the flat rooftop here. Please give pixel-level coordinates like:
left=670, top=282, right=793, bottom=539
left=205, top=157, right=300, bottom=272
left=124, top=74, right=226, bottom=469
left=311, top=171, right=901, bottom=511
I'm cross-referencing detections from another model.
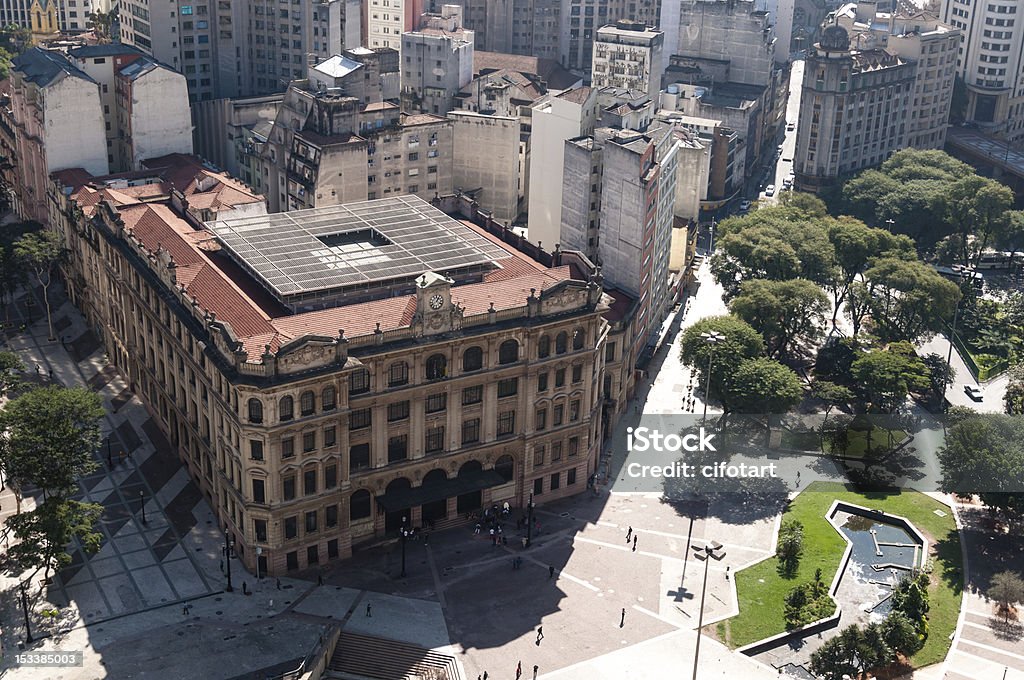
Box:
left=206, top=195, right=512, bottom=299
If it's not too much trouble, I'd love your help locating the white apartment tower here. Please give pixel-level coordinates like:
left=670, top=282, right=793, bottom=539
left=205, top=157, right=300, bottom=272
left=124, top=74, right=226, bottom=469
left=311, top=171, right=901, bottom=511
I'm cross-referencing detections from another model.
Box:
left=591, top=20, right=665, bottom=96
left=401, top=4, right=475, bottom=115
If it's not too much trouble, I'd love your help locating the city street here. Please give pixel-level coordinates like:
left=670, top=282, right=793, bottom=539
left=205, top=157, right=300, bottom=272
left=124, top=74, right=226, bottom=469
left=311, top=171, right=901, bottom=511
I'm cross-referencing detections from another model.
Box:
left=760, top=59, right=804, bottom=205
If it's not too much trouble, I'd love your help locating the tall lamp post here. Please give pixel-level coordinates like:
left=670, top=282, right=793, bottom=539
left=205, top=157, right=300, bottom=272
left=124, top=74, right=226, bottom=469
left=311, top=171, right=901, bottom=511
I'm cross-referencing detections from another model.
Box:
left=700, top=331, right=724, bottom=422
left=525, top=492, right=536, bottom=547
left=400, top=515, right=408, bottom=577
left=691, top=542, right=727, bottom=680
left=941, top=294, right=963, bottom=413
left=224, top=527, right=234, bottom=592
left=138, top=490, right=147, bottom=525
left=20, top=582, right=34, bottom=643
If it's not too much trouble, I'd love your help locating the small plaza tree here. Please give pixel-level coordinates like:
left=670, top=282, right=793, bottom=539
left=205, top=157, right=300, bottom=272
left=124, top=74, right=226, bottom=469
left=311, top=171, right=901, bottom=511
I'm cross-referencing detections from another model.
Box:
left=13, top=229, right=64, bottom=340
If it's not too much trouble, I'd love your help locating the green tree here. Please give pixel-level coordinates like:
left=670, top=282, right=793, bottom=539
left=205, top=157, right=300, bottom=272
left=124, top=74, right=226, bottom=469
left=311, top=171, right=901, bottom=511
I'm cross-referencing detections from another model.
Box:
left=777, top=519, right=804, bottom=576
left=989, top=570, right=1024, bottom=622
left=778, top=191, right=828, bottom=217
left=678, top=315, right=765, bottom=412
left=890, top=573, right=931, bottom=637
left=14, top=229, right=65, bottom=341
left=2, top=497, right=103, bottom=581
left=0, top=386, right=104, bottom=508
left=861, top=257, right=961, bottom=343
left=858, top=622, right=893, bottom=674
left=725, top=357, right=804, bottom=415
left=939, top=414, right=1024, bottom=516
left=730, top=278, right=829, bottom=358
left=815, top=337, right=861, bottom=386
left=851, top=343, right=930, bottom=413
left=921, top=352, right=955, bottom=405
left=810, top=626, right=859, bottom=680
left=1005, top=364, right=1024, bottom=415
left=883, top=610, right=925, bottom=657
left=813, top=380, right=854, bottom=443
left=940, top=174, right=1014, bottom=268
left=87, top=9, right=119, bottom=42
left=0, top=349, right=23, bottom=396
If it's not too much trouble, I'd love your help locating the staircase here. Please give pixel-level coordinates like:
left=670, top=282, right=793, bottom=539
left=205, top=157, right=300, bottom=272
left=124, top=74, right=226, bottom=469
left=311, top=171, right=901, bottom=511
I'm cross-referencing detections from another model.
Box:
left=325, top=632, right=461, bottom=680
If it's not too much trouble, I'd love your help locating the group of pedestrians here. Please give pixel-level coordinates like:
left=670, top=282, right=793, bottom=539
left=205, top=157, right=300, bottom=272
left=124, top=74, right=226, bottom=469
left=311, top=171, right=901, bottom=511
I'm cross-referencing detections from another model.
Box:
left=477, top=660, right=539, bottom=680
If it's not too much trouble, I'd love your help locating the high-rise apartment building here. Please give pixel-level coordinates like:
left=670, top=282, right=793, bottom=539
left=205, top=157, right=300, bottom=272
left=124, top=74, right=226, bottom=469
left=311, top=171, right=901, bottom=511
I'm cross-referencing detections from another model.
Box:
left=460, top=0, right=561, bottom=58
left=591, top=21, right=664, bottom=96
left=448, top=110, right=521, bottom=222
left=793, top=25, right=916, bottom=192
left=119, top=0, right=361, bottom=100
left=940, top=0, right=1024, bottom=142
left=401, top=4, right=475, bottom=115
left=367, top=0, right=426, bottom=55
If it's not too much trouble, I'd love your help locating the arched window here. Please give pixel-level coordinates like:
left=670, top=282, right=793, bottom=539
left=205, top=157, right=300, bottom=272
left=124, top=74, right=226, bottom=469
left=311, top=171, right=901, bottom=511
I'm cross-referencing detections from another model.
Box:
left=350, top=489, right=372, bottom=521
left=538, top=335, right=551, bottom=358
left=426, top=354, right=447, bottom=380
left=322, top=386, right=337, bottom=411
left=462, top=346, right=483, bottom=372
left=299, top=390, right=315, bottom=416
left=247, top=399, right=263, bottom=424
left=555, top=331, right=568, bottom=354
left=349, top=368, right=370, bottom=395
left=498, top=339, right=519, bottom=365
left=495, top=454, right=514, bottom=481
left=279, top=395, right=294, bottom=421
left=572, top=327, right=585, bottom=351
left=388, top=361, right=409, bottom=387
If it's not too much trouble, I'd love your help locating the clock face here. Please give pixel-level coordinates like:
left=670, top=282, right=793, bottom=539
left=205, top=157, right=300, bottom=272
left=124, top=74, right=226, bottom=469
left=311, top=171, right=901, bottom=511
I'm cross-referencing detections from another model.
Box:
left=429, top=293, right=445, bottom=310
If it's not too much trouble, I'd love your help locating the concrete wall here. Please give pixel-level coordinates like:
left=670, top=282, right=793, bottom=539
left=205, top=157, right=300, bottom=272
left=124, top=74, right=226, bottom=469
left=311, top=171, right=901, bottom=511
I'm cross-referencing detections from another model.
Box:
left=45, top=75, right=108, bottom=176
left=448, top=111, right=521, bottom=223
left=127, top=68, right=194, bottom=169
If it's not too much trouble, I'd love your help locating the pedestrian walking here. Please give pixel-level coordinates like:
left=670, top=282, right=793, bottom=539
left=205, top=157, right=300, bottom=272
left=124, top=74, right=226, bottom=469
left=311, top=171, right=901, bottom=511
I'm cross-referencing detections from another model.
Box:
left=620, top=607, right=626, bottom=627
left=366, top=602, right=372, bottom=617
left=242, top=581, right=249, bottom=595
left=533, top=664, right=539, bottom=679
left=632, top=535, right=637, bottom=552
left=516, top=660, right=522, bottom=679
left=483, top=672, right=488, bottom=680
left=626, top=526, right=632, bottom=542
left=536, top=626, right=544, bottom=645
left=548, top=565, right=554, bottom=579
left=317, top=573, right=323, bottom=586
left=276, top=578, right=281, bottom=590
left=475, top=523, right=481, bottom=535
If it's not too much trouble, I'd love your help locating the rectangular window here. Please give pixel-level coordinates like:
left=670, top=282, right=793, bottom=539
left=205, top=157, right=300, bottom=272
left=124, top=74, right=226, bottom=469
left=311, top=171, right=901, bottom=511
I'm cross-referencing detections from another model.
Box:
left=567, top=468, right=577, bottom=485
left=534, top=445, right=545, bottom=468
left=252, top=478, right=265, bottom=503
left=572, top=364, right=583, bottom=383
left=305, top=510, right=318, bottom=533
left=462, top=418, right=481, bottom=445
left=286, top=551, right=298, bottom=570
left=569, top=436, right=579, bottom=458
left=462, top=385, right=483, bottom=405
left=388, top=362, right=409, bottom=386
left=304, top=469, right=317, bottom=495
left=350, top=408, right=371, bottom=430
left=283, top=475, right=296, bottom=501
left=326, top=505, right=338, bottom=527
left=551, top=441, right=562, bottom=462
left=605, top=342, right=616, bottom=362
left=551, top=472, right=561, bottom=490
left=325, top=464, right=337, bottom=489
left=388, top=435, right=408, bottom=462
left=555, top=369, right=566, bottom=387
left=349, top=370, right=370, bottom=395
left=533, top=477, right=543, bottom=495
left=497, top=410, right=516, bottom=436
left=554, top=405, right=564, bottom=426
left=426, top=392, right=447, bottom=413
left=307, top=545, right=319, bottom=564
left=281, top=437, right=294, bottom=458
left=303, top=431, right=316, bottom=452
left=497, top=378, right=518, bottom=398
left=254, top=519, right=268, bottom=542
left=250, top=440, right=264, bottom=461
left=535, top=408, right=547, bottom=431
left=285, top=516, right=297, bottom=539
left=570, top=399, right=580, bottom=422
left=538, top=373, right=548, bottom=392
left=328, top=539, right=339, bottom=559
left=324, top=426, right=336, bottom=448
left=425, top=425, right=445, bottom=453
left=350, top=443, right=370, bottom=471
left=388, top=401, right=410, bottom=422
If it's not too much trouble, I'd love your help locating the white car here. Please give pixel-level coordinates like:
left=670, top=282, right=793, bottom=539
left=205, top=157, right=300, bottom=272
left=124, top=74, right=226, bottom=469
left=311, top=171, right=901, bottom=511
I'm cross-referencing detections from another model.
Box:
left=739, top=200, right=752, bottom=211
left=964, top=385, right=984, bottom=402
left=765, top=184, right=776, bottom=197
left=783, top=177, right=793, bottom=188
left=786, top=123, right=795, bottom=131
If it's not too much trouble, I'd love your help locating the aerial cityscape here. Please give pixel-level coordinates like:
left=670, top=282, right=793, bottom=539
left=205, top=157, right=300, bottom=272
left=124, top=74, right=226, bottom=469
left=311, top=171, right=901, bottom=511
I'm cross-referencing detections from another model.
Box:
left=0, top=0, right=1022, bottom=679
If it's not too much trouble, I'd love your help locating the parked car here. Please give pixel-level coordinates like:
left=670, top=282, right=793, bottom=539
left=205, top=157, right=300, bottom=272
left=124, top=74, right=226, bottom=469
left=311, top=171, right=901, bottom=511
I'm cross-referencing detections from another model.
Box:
left=739, top=200, right=752, bottom=211
left=765, top=184, right=776, bottom=197
left=782, top=177, right=793, bottom=188
left=964, top=385, right=984, bottom=402
left=786, top=123, right=795, bottom=132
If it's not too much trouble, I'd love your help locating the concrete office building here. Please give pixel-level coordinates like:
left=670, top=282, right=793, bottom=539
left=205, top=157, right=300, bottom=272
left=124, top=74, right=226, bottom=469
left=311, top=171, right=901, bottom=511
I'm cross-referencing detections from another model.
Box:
left=52, top=182, right=609, bottom=576
left=793, top=26, right=916, bottom=191
left=367, top=0, right=425, bottom=55
left=835, top=1, right=958, bottom=149
left=119, top=0, right=361, bottom=100
left=260, top=50, right=452, bottom=212
left=401, top=4, right=475, bottom=115
left=190, top=93, right=283, bottom=180
left=460, top=0, right=561, bottom=58
left=591, top=21, right=665, bottom=96
left=448, top=110, right=521, bottom=223
left=8, top=47, right=107, bottom=222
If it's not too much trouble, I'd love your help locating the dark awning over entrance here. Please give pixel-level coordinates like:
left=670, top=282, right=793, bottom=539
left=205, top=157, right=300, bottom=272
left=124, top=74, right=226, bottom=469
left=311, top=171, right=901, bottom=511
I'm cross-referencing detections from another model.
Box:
left=376, top=469, right=507, bottom=512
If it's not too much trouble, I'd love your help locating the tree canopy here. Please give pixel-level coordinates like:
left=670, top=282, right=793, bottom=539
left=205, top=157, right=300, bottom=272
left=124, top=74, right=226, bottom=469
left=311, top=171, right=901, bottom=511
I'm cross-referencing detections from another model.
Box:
left=850, top=342, right=930, bottom=413
left=729, top=278, right=829, bottom=359
left=939, top=413, right=1024, bottom=516
left=678, top=315, right=765, bottom=412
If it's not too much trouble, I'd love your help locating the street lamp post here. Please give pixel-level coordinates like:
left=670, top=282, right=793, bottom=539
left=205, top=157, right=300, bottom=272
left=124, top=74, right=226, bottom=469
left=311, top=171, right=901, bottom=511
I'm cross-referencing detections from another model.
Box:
left=20, top=582, right=34, bottom=643
left=700, top=331, right=724, bottom=422
left=224, top=528, right=234, bottom=592
left=138, top=490, right=146, bottom=525
left=691, top=542, right=727, bottom=680
left=941, top=295, right=962, bottom=413
left=526, top=493, right=535, bottom=547
left=400, top=515, right=408, bottom=578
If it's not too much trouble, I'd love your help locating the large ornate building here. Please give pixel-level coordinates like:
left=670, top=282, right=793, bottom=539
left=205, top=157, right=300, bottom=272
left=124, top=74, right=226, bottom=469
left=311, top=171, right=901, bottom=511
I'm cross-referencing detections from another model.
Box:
left=50, top=160, right=614, bottom=577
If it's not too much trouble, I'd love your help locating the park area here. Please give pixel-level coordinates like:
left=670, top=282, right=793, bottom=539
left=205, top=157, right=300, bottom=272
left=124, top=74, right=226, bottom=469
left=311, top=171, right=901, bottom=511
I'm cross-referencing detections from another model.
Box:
left=716, top=482, right=962, bottom=668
